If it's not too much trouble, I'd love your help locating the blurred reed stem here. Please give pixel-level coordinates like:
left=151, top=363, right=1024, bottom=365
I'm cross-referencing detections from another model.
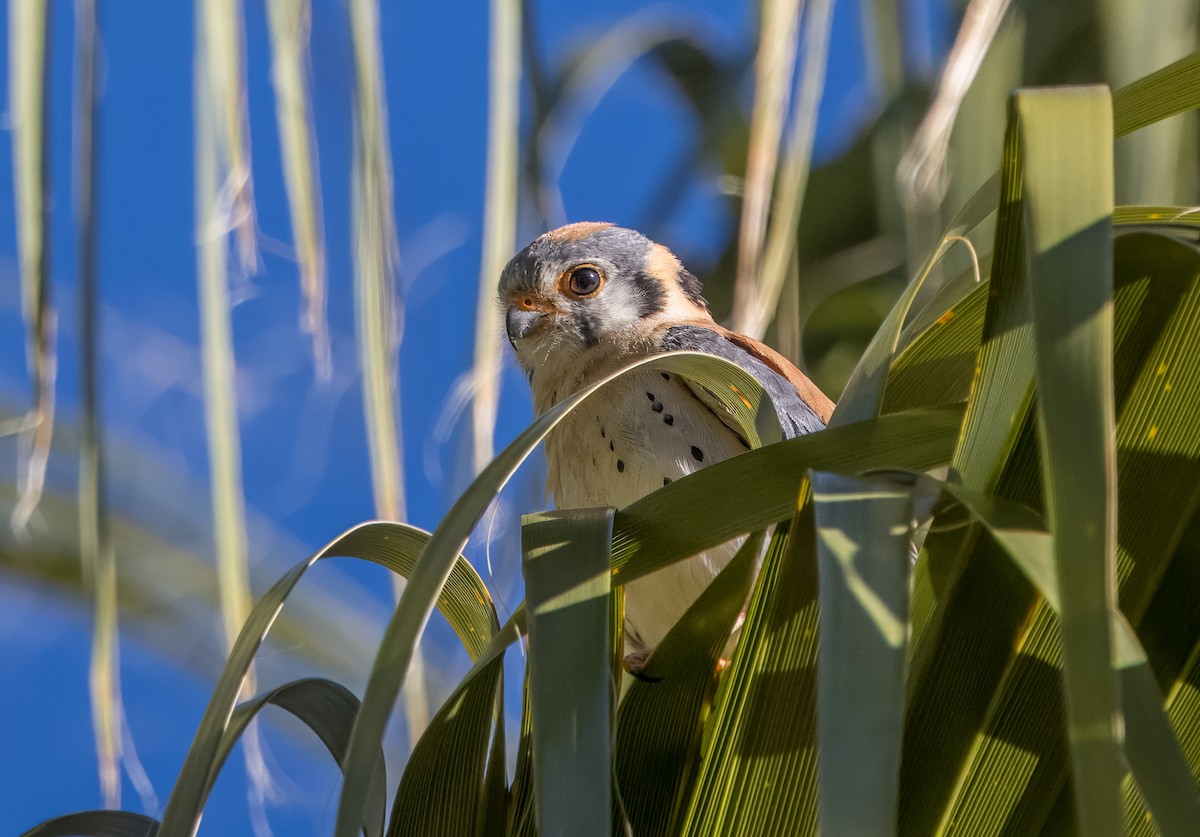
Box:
left=731, top=0, right=802, bottom=332
left=74, top=0, right=123, bottom=809
left=9, top=0, right=56, bottom=535
left=347, top=0, right=428, bottom=746
left=348, top=0, right=405, bottom=526
left=199, top=0, right=258, bottom=276
left=195, top=4, right=277, bottom=826
left=266, top=0, right=331, bottom=379
left=897, top=0, right=1013, bottom=213
left=472, top=0, right=522, bottom=475
left=746, top=0, right=835, bottom=341
left=195, top=0, right=254, bottom=679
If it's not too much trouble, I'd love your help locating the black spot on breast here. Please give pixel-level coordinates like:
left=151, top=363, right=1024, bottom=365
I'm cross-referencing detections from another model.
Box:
left=646, top=392, right=655, bottom=401
left=664, top=414, right=674, bottom=426
left=651, top=402, right=663, bottom=413
left=676, top=268, right=708, bottom=309
left=609, top=441, right=615, bottom=452
left=631, top=270, right=667, bottom=318
left=661, top=372, right=670, bottom=380
left=617, top=459, right=625, bottom=473
left=600, top=428, right=606, bottom=438
left=691, top=446, right=704, bottom=462
left=663, top=477, right=671, bottom=486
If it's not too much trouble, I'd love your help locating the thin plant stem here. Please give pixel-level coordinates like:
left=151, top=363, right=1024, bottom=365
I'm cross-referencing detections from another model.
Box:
left=472, top=0, right=522, bottom=475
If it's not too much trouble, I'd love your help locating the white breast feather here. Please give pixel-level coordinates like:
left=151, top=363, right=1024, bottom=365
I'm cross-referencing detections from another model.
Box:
left=543, top=367, right=747, bottom=651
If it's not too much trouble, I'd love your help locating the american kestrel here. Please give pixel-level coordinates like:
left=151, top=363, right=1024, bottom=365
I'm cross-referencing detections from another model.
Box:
left=500, top=222, right=834, bottom=665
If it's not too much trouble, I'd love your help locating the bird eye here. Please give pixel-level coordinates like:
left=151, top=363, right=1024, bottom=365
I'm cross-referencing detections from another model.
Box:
left=565, top=265, right=603, bottom=297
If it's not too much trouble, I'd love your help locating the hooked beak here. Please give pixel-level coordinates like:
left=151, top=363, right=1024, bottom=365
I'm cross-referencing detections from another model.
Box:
left=505, top=305, right=549, bottom=346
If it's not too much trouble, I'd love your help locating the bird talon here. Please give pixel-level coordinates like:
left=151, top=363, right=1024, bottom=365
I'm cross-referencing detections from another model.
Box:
left=623, top=650, right=662, bottom=682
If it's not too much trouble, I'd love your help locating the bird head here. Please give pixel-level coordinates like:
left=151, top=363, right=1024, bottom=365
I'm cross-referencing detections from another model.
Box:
left=498, top=223, right=710, bottom=380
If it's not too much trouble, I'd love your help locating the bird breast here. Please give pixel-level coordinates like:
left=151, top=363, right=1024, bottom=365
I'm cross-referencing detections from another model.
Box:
left=544, top=367, right=748, bottom=651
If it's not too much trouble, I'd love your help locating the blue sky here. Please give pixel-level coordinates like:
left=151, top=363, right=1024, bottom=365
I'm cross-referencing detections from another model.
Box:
left=0, top=1, right=949, bottom=833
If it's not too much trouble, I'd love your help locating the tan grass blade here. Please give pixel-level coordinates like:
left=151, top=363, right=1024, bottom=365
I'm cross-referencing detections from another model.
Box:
left=198, top=0, right=259, bottom=276
left=347, top=0, right=429, bottom=745
left=731, top=0, right=802, bottom=330
left=9, top=0, right=56, bottom=534
left=74, top=0, right=124, bottom=808
left=348, top=0, right=405, bottom=526
left=265, top=0, right=330, bottom=378
left=743, top=0, right=836, bottom=340
left=194, top=1, right=271, bottom=823
left=195, top=0, right=254, bottom=693
left=471, top=0, right=521, bottom=475
left=896, top=0, right=1013, bottom=212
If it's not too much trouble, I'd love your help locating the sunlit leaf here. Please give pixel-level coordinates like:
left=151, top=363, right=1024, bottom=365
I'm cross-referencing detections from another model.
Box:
left=523, top=508, right=615, bottom=837
left=614, top=531, right=764, bottom=836
left=812, top=471, right=913, bottom=834
left=159, top=521, right=495, bottom=836
left=1020, top=86, right=1122, bottom=835
left=679, top=501, right=816, bottom=835
left=216, top=679, right=386, bottom=837
left=388, top=659, right=504, bottom=836
left=937, top=481, right=1200, bottom=836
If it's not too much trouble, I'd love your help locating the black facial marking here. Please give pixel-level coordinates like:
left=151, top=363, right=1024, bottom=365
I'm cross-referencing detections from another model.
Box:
left=651, top=402, right=663, bottom=413
left=617, top=459, right=625, bottom=473
left=577, top=310, right=600, bottom=347
left=691, top=446, right=704, bottom=462
left=661, top=372, right=670, bottom=380
left=664, top=414, right=674, bottom=426
left=676, top=268, right=708, bottom=309
left=663, top=477, right=671, bottom=486
left=631, top=269, right=666, bottom=318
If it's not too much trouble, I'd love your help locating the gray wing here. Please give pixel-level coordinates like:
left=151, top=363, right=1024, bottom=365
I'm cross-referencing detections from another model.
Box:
left=660, top=325, right=825, bottom=441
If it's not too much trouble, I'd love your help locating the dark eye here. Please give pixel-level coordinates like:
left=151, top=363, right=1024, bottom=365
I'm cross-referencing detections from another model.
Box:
left=567, top=265, right=603, bottom=296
